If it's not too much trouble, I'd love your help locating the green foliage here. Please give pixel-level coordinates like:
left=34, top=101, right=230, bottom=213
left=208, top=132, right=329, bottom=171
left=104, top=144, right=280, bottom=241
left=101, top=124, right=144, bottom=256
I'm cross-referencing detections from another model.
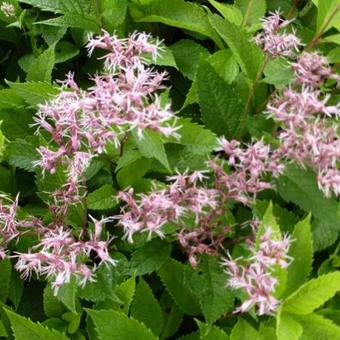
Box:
left=277, top=165, right=340, bottom=250
left=230, top=318, right=259, bottom=340
left=87, top=309, right=157, bottom=340
left=86, top=184, right=117, bottom=210
left=282, top=272, right=340, bottom=315
left=27, top=44, right=55, bottom=82
left=158, top=259, right=201, bottom=316
left=197, top=59, right=244, bottom=137
left=131, top=278, right=164, bottom=336
left=130, top=238, right=172, bottom=275
left=185, top=257, right=233, bottom=324
left=284, top=216, right=313, bottom=297
left=5, top=308, right=68, bottom=339
left=209, top=14, right=265, bottom=80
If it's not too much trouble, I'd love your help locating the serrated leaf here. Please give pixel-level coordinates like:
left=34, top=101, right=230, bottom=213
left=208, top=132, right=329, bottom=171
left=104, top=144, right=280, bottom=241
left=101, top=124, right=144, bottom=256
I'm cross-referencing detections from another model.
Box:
left=43, top=285, right=66, bottom=318
left=56, top=279, right=77, bottom=313
left=27, top=44, right=55, bottom=82
left=131, top=278, right=164, bottom=336
left=277, top=165, right=340, bottom=250
left=5, top=139, right=39, bottom=172
left=276, top=310, right=303, bottom=340
left=209, top=14, right=265, bottom=80
left=157, top=259, right=201, bottom=316
left=8, top=270, right=24, bottom=311
left=230, top=318, right=259, bottom=340
left=263, top=57, right=294, bottom=87
left=78, top=265, right=121, bottom=303
left=283, top=271, right=340, bottom=315
left=7, top=81, right=59, bottom=106
left=295, top=312, right=340, bottom=340
left=132, top=129, right=170, bottom=171
left=87, top=309, right=157, bottom=340
left=115, top=276, right=136, bottom=315
left=207, top=49, right=239, bottom=84
left=315, top=0, right=340, bottom=33
left=176, top=118, right=218, bottom=154
left=130, top=238, right=172, bottom=275
left=130, top=0, right=223, bottom=47
left=87, top=184, right=117, bottom=210
left=37, top=13, right=100, bottom=32
left=234, top=0, right=266, bottom=26
left=196, top=319, right=229, bottom=340
left=102, top=0, right=128, bottom=31
left=197, top=59, right=244, bottom=138
left=0, top=89, right=25, bottom=110
left=284, top=216, right=313, bottom=297
left=185, top=257, right=233, bottom=324
left=170, top=39, right=209, bottom=80
left=54, top=42, right=79, bottom=63
left=5, top=309, right=68, bottom=340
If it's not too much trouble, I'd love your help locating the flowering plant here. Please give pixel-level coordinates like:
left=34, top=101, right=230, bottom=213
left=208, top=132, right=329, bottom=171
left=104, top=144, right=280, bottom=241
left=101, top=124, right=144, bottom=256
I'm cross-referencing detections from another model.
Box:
left=0, top=0, right=339, bottom=339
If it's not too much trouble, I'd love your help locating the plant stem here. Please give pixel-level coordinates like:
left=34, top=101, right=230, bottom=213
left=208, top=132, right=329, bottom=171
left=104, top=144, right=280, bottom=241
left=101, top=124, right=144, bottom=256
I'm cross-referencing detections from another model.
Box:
left=93, top=0, right=103, bottom=28
left=241, top=0, right=254, bottom=28
left=238, top=55, right=269, bottom=139
left=306, top=5, right=340, bottom=51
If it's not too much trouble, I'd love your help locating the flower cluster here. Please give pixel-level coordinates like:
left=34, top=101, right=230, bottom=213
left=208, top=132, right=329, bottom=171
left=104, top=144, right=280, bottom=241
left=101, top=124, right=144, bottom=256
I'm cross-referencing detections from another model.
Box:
left=254, top=11, right=302, bottom=58
left=0, top=2, right=15, bottom=17
left=34, top=31, right=179, bottom=216
left=223, top=228, right=291, bottom=315
left=267, top=55, right=340, bottom=196
left=209, top=138, right=284, bottom=205
left=117, top=171, right=218, bottom=242
left=117, top=139, right=284, bottom=260
left=15, top=221, right=115, bottom=294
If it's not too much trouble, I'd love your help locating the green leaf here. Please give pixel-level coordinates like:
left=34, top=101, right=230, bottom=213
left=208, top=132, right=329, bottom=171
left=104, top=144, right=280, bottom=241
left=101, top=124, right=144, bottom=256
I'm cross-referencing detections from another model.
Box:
left=327, top=47, right=340, bottom=63
left=27, top=44, right=55, bottom=82
left=131, top=278, right=164, bottom=336
left=5, top=309, right=68, bottom=340
left=116, top=157, right=151, bottom=189
left=277, top=165, right=340, bottom=250
left=130, top=0, right=223, bottom=47
left=78, top=265, right=121, bottom=303
left=87, top=184, right=118, bottom=210
left=7, top=81, right=59, bottom=107
left=115, top=276, right=136, bottom=315
left=0, top=259, right=11, bottom=302
left=130, top=238, right=172, bottom=275
left=54, top=41, right=79, bottom=63
left=207, top=49, right=239, bottom=84
left=295, top=312, right=340, bottom=340
left=185, top=257, right=233, bottom=324
left=208, top=1, right=243, bottom=25
left=276, top=310, right=303, bottom=340
left=5, top=139, right=39, bottom=172
left=157, top=259, right=201, bottom=316
left=315, top=0, right=340, bottom=34
left=170, top=39, right=209, bottom=80
left=43, top=285, right=65, bottom=318
left=209, top=14, right=265, bottom=80
left=230, top=318, right=259, bottom=340
left=176, top=118, right=218, bottom=154
left=197, top=59, right=244, bottom=138
left=0, top=109, right=33, bottom=140
left=18, top=0, right=94, bottom=14
left=234, top=0, right=266, bottom=26
left=37, top=13, right=100, bottom=32
left=132, top=129, right=170, bottom=171
left=196, top=319, right=229, bottom=340
left=56, top=279, right=77, bottom=313
left=283, top=271, right=340, bottom=314
left=8, top=270, right=24, bottom=311
left=102, top=0, right=128, bottom=31
left=263, top=57, right=294, bottom=87
left=0, top=89, right=25, bottom=110
left=284, top=216, right=313, bottom=297
left=87, top=309, right=157, bottom=340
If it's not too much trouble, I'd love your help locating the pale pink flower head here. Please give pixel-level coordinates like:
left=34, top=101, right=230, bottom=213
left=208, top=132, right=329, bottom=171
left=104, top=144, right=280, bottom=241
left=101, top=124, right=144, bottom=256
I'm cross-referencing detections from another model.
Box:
left=292, top=52, right=340, bottom=88
left=254, top=11, right=302, bottom=58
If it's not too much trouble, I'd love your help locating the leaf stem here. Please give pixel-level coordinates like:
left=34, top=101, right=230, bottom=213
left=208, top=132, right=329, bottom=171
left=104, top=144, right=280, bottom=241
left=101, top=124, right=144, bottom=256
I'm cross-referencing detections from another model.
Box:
left=241, top=0, right=254, bottom=28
